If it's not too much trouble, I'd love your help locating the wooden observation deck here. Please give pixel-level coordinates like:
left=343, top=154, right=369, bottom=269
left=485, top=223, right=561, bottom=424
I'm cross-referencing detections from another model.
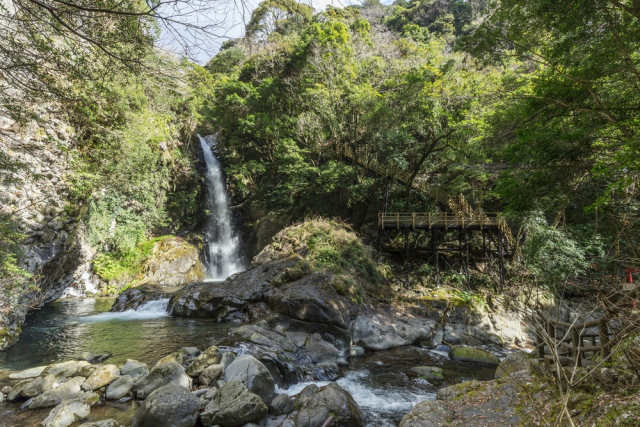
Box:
left=339, top=143, right=519, bottom=286
left=378, top=212, right=503, bottom=231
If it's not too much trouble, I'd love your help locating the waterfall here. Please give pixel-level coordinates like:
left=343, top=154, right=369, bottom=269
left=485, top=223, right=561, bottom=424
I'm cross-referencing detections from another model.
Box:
left=60, top=271, right=100, bottom=298
left=199, top=135, right=244, bottom=280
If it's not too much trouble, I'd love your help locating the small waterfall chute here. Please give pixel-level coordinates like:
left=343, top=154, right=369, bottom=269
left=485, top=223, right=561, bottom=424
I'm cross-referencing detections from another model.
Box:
left=61, top=271, right=100, bottom=298
left=199, top=135, right=244, bottom=280
left=80, top=299, right=170, bottom=322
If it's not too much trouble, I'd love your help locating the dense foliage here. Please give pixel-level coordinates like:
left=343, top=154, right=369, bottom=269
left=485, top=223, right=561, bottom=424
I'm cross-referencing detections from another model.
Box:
left=71, top=60, right=209, bottom=255
left=198, top=0, right=640, bottom=295
left=0, top=1, right=210, bottom=292
left=204, top=0, right=501, bottom=226
left=2, top=0, right=639, bottom=299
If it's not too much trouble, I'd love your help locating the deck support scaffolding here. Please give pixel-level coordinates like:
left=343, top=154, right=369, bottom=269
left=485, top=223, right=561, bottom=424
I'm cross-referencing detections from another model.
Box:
left=378, top=211, right=510, bottom=286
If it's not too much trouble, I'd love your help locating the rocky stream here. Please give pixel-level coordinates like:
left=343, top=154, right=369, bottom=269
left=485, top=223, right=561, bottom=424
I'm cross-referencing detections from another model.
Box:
left=0, top=136, right=538, bottom=427
left=0, top=289, right=521, bottom=427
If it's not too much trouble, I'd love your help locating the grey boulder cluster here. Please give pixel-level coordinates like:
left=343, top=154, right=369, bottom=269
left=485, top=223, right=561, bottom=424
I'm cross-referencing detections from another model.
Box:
left=2, top=345, right=364, bottom=427
left=3, top=360, right=121, bottom=427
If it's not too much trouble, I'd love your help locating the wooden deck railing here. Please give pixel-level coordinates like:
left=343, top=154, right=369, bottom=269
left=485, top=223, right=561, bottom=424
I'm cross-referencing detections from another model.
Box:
left=344, top=144, right=519, bottom=255
left=378, top=212, right=503, bottom=230
left=535, top=311, right=611, bottom=369
left=344, top=145, right=474, bottom=216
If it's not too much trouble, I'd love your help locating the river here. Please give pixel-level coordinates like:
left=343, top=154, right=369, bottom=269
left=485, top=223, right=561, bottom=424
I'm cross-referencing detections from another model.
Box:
left=0, top=297, right=496, bottom=427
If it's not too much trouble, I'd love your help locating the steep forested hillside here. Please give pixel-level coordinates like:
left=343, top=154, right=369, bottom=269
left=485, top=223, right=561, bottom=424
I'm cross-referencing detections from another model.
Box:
left=203, top=0, right=504, bottom=226
left=199, top=0, right=639, bottom=295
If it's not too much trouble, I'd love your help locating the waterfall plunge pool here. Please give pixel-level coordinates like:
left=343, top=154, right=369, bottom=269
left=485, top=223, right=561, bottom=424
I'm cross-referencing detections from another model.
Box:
left=0, top=298, right=496, bottom=427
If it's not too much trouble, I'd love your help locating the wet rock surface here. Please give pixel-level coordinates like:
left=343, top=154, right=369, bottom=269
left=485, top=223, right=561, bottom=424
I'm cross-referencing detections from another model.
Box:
left=268, top=394, right=294, bottom=416
left=0, top=340, right=502, bottom=427
left=224, top=355, right=275, bottom=405
left=201, top=380, right=268, bottom=427
left=133, top=362, right=190, bottom=399
left=110, top=285, right=172, bottom=312
left=352, top=304, right=437, bottom=351
left=131, top=384, right=200, bottom=427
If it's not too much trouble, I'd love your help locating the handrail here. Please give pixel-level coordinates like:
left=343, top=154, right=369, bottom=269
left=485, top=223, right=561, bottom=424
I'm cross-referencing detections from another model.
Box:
left=535, top=311, right=613, bottom=368
left=343, top=145, right=475, bottom=217
left=343, top=144, right=518, bottom=253
left=378, top=212, right=503, bottom=228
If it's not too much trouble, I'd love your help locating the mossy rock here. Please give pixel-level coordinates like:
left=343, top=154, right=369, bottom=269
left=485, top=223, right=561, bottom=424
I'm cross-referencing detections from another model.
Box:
left=410, top=366, right=445, bottom=380
left=449, top=347, right=500, bottom=366
left=495, top=352, right=533, bottom=379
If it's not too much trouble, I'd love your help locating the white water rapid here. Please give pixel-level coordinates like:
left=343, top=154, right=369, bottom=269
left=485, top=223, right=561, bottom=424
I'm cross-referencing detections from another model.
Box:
left=60, top=271, right=100, bottom=298
left=80, top=299, right=170, bottom=322
left=199, top=135, right=244, bottom=280
left=278, top=371, right=436, bottom=427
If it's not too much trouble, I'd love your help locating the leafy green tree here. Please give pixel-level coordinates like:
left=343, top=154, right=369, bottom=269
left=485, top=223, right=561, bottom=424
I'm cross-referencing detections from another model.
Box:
left=246, top=0, right=314, bottom=41
left=464, top=0, right=640, bottom=219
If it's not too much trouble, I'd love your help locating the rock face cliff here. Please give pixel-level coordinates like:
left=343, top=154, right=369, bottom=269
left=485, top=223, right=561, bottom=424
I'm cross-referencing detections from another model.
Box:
left=0, top=110, right=93, bottom=350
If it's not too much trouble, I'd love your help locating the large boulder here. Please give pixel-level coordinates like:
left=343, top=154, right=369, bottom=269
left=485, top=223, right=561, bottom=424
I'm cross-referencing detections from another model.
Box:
left=200, top=380, right=268, bottom=427
left=352, top=305, right=437, bottom=351
left=168, top=266, right=273, bottom=320
left=130, top=384, right=200, bottom=427
left=185, top=345, right=222, bottom=377
left=199, top=364, right=224, bottom=386
left=449, top=347, right=500, bottom=366
left=105, top=375, right=134, bottom=400
left=233, top=319, right=348, bottom=384
left=43, top=361, right=94, bottom=379
left=133, top=362, right=190, bottom=399
left=30, top=377, right=86, bottom=409
left=224, top=355, right=275, bottom=405
left=41, top=398, right=91, bottom=427
left=110, top=285, right=171, bottom=312
left=293, top=383, right=364, bottom=427
left=9, top=366, right=46, bottom=380
left=82, top=364, right=120, bottom=391
left=399, top=401, right=454, bottom=427
left=138, top=236, right=206, bottom=287
left=22, top=374, right=56, bottom=397
left=495, top=352, right=533, bottom=379
left=268, top=272, right=352, bottom=329
left=119, top=359, right=149, bottom=379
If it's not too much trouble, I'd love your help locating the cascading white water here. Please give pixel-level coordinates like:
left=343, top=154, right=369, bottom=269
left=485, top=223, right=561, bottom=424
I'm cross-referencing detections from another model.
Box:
left=80, top=299, right=170, bottom=322
left=199, top=135, right=244, bottom=280
left=278, top=371, right=436, bottom=427
left=61, top=271, right=100, bottom=298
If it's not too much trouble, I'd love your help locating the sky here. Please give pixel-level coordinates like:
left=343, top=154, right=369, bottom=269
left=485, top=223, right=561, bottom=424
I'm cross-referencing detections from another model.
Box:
left=158, top=0, right=374, bottom=64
